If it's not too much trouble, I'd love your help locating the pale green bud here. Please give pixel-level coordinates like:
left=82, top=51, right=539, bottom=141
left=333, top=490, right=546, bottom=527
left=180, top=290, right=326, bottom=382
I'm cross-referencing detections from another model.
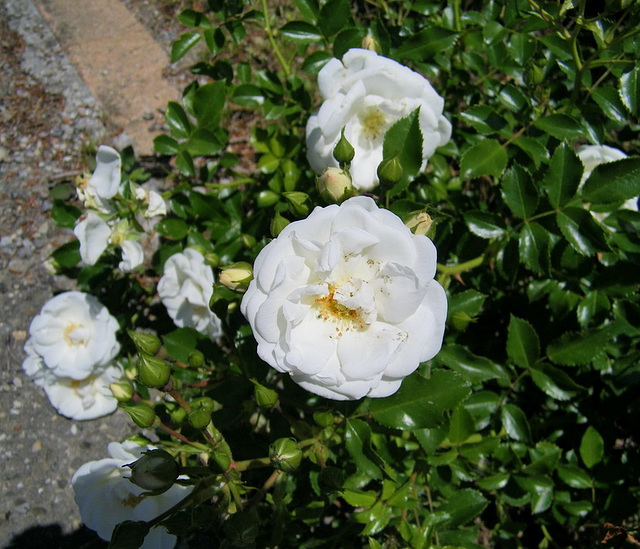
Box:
left=269, top=437, right=302, bottom=472
left=127, top=449, right=179, bottom=491
left=219, top=262, right=253, bottom=292
left=317, top=167, right=354, bottom=204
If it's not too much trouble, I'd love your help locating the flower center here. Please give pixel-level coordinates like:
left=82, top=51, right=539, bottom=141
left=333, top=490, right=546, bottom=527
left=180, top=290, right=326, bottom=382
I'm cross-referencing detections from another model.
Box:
left=315, top=286, right=365, bottom=329
left=360, top=107, right=388, bottom=140
left=64, top=323, right=87, bottom=346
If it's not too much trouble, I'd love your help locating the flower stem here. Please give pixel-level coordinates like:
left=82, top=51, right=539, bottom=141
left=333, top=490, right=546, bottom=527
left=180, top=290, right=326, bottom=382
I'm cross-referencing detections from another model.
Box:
left=260, top=0, right=291, bottom=78
left=437, top=254, right=484, bottom=275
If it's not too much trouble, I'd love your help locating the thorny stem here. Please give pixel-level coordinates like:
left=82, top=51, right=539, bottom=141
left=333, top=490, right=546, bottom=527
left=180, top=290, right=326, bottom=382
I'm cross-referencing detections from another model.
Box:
left=157, top=423, right=209, bottom=451
left=260, top=0, right=291, bottom=78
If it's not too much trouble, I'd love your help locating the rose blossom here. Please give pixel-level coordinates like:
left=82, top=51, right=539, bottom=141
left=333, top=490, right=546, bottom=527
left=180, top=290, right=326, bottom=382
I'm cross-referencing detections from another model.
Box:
left=22, top=340, right=123, bottom=420
left=74, top=211, right=112, bottom=265
left=241, top=196, right=447, bottom=400
left=306, top=48, right=451, bottom=191
left=77, top=145, right=122, bottom=212
left=28, top=291, right=120, bottom=379
left=72, top=441, right=192, bottom=549
left=157, top=248, right=223, bottom=340
left=119, top=239, right=144, bottom=272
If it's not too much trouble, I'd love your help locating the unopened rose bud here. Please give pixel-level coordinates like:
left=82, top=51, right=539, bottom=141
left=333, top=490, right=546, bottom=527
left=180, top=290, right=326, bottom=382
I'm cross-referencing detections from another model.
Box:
left=377, top=155, right=403, bottom=184
left=110, top=381, right=134, bottom=402
left=204, top=252, right=220, bottom=267
left=269, top=437, right=302, bottom=472
left=270, top=212, right=290, bottom=236
left=317, top=167, right=354, bottom=204
left=253, top=382, right=279, bottom=409
left=282, top=191, right=310, bottom=217
left=121, top=402, right=156, bottom=428
left=188, top=350, right=205, bottom=368
left=128, top=330, right=161, bottom=355
left=361, top=35, right=379, bottom=52
left=333, top=128, right=355, bottom=165
left=137, top=354, right=171, bottom=388
left=219, top=262, right=253, bottom=293
left=313, top=411, right=334, bottom=428
left=405, top=212, right=434, bottom=236
left=127, top=449, right=179, bottom=492
left=191, top=397, right=217, bottom=413
left=188, top=407, right=212, bottom=429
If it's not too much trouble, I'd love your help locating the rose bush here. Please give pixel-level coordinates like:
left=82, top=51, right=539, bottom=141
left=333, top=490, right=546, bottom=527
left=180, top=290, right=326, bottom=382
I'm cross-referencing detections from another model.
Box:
left=72, top=441, right=192, bottom=549
left=241, top=196, right=447, bottom=400
left=157, top=248, right=223, bottom=340
left=306, top=48, right=451, bottom=190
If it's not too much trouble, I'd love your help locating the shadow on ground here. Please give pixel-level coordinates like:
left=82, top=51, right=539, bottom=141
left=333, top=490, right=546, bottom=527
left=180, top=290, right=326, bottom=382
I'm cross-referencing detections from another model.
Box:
left=5, top=524, right=107, bottom=549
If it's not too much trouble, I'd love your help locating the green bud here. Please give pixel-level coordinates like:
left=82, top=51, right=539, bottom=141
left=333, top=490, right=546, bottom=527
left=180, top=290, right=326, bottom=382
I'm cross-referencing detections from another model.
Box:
left=377, top=155, right=403, bottom=185
left=188, top=407, right=212, bottom=429
left=121, top=402, right=156, bottom=428
left=127, top=330, right=161, bottom=355
left=212, top=443, right=233, bottom=472
left=257, top=189, right=280, bottom=208
left=191, top=397, right=218, bottom=413
left=361, top=35, right=380, bottom=53
left=270, top=211, right=290, bottom=237
left=109, top=381, right=134, bottom=402
left=188, top=350, right=205, bottom=368
left=332, top=128, right=355, bottom=164
left=317, top=167, right=354, bottom=204
left=127, top=449, right=179, bottom=491
left=137, top=354, right=171, bottom=388
left=269, top=437, right=302, bottom=472
left=219, top=262, right=253, bottom=293
left=282, top=191, right=310, bottom=217
left=204, top=252, right=220, bottom=268
left=525, top=63, right=544, bottom=86
left=241, top=234, right=257, bottom=248
left=253, top=382, right=279, bottom=409
left=313, top=411, right=334, bottom=428
left=405, top=211, right=434, bottom=237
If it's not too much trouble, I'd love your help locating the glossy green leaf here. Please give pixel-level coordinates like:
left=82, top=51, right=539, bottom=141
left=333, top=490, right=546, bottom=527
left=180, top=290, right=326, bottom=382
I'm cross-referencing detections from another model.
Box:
left=292, top=0, right=319, bottom=22
left=463, top=210, right=506, bottom=239
left=542, top=143, right=582, bottom=208
left=232, top=84, right=264, bottom=107
left=279, top=21, right=323, bottom=43
left=501, top=404, right=532, bottom=443
left=530, top=363, right=581, bottom=401
left=448, top=406, right=475, bottom=444
left=591, top=86, right=628, bottom=122
left=382, top=109, right=423, bottom=186
left=557, top=465, right=592, bottom=489
left=171, top=32, right=201, bottom=63
left=580, top=426, right=604, bottom=469
left=301, top=50, right=332, bottom=74
left=165, top=102, right=192, bottom=139
left=514, top=475, right=554, bottom=514
left=342, top=489, right=378, bottom=507
left=519, top=222, right=550, bottom=274
left=438, top=489, right=488, bottom=528
left=556, top=208, right=610, bottom=256
left=51, top=240, right=81, bottom=269
left=547, top=327, right=611, bottom=366
left=502, top=165, right=538, bottom=219
left=512, top=136, right=549, bottom=169
left=193, top=82, right=226, bottom=129
left=459, top=105, right=507, bottom=135
left=185, top=128, right=226, bottom=157
left=506, top=315, right=539, bottom=368
left=355, top=501, right=393, bottom=536
left=156, top=218, right=189, bottom=240
left=345, top=419, right=383, bottom=480
left=369, top=370, right=471, bottom=430
left=464, top=391, right=501, bottom=430
left=203, top=27, right=225, bottom=56
left=163, top=327, right=201, bottom=363
left=51, top=201, right=81, bottom=229
left=619, top=67, right=640, bottom=116
left=460, top=139, right=508, bottom=179
left=534, top=114, right=585, bottom=140
left=318, top=0, right=351, bottom=36
left=581, top=157, right=640, bottom=205
left=175, top=150, right=195, bottom=177
left=397, top=26, right=458, bottom=61
left=577, top=291, right=610, bottom=328
left=437, top=345, right=499, bottom=383
left=447, top=289, right=487, bottom=318
left=477, top=472, right=510, bottom=491
left=154, top=135, right=180, bottom=155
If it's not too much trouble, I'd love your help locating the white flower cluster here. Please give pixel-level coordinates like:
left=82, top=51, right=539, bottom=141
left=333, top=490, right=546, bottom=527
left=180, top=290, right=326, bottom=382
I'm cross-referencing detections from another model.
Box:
left=72, top=441, right=192, bottom=549
left=241, top=196, right=447, bottom=400
left=73, top=146, right=168, bottom=272
left=22, top=291, right=123, bottom=420
left=306, top=48, right=451, bottom=191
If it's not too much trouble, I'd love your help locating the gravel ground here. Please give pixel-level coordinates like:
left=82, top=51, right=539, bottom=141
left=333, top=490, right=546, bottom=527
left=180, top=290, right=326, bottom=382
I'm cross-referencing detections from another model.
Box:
left=0, top=0, right=174, bottom=546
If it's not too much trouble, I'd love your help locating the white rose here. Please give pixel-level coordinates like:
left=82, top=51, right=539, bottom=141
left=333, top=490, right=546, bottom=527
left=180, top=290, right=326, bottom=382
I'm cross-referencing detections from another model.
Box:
left=74, top=211, right=112, bottom=265
left=119, top=239, right=144, bottom=272
left=306, top=48, right=452, bottom=191
left=241, top=196, right=447, bottom=400
left=28, top=291, right=121, bottom=379
left=72, top=441, right=192, bottom=549
left=577, top=145, right=638, bottom=213
left=157, top=248, right=223, bottom=340
left=22, top=340, right=123, bottom=420
left=135, top=186, right=168, bottom=218
left=89, top=145, right=121, bottom=200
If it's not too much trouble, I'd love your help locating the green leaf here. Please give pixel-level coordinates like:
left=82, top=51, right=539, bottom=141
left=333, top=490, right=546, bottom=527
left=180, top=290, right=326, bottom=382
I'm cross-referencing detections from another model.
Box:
left=318, top=0, right=351, bottom=36
left=577, top=291, right=610, bottom=329
left=382, top=108, right=423, bottom=185
left=460, top=139, right=508, bottom=179
left=514, top=475, right=554, bottom=514
left=345, top=419, right=383, bottom=480
left=175, top=150, right=195, bottom=178
left=557, top=465, right=592, bottom=489
left=547, top=327, right=612, bottom=366
left=591, top=86, right=628, bottom=122
left=301, top=50, right=332, bottom=74
left=154, top=135, right=180, bottom=156
left=477, top=472, right=510, bottom=491
left=502, top=165, right=538, bottom=219
left=332, top=28, right=365, bottom=58
left=534, top=114, right=585, bottom=140
left=581, top=157, right=640, bottom=205
left=342, top=489, right=378, bottom=507
left=512, top=136, right=549, bottom=169
left=580, top=426, right=604, bottom=469
left=162, top=327, right=202, bottom=363
left=556, top=208, right=610, bottom=256
left=506, top=315, right=540, bottom=368
left=501, top=404, right=532, bottom=443
left=447, top=289, right=487, bottom=317
left=51, top=201, right=82, bottom=229
left=171, top=32, right=201, bottom=63
left=51, top=240, right=81, bottom=269
left=458, top=105, right=507, bottom=135
left=279, top=21, right=323, bottom=43
left=438, top=489, right=488, bottom=528
left=465, top=391, right=501, bottom=430
left=292, top=0, right=319, bottom=22
left=542, top=143, right=582, bottom=208
left=156, top=218, right=189, bottom=240
left=108, top=520, right=149, bottom=549
left=369, top=370, right=471, bottom=430
left=619, top=67, right=640, bottom=116
left=530, top=363, right=581, bottom=401
left=165, top=102, right=192, bottom=139
left=448, top=406, right=475, bottom=444
left=519, top=222, right=550, bottom=274
left=178, top=9, right=211, bottom=28
left=186, top=128, right=226, bottom=157
left=463, top=210, right=506, bottom=239
left=397, top=26, right=458, bottom=61
left=232, top=84, right=264, bottom=107
left=193, top=82, right=226, bottom=129
left=203, top=28, right=225, bottom=56
left=436, top=345, right=499, bottom=383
